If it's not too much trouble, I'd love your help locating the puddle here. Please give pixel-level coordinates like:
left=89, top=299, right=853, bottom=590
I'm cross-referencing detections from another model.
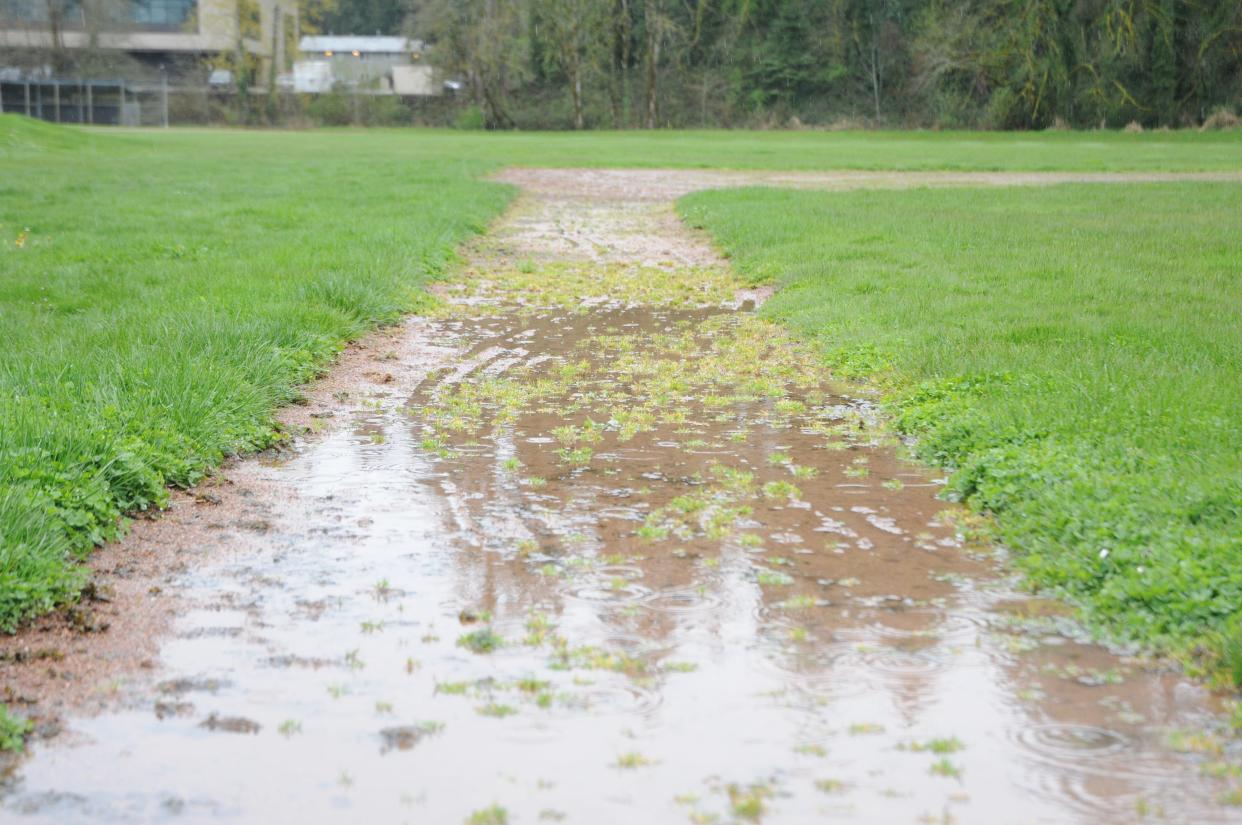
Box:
left=2, top=172, right=1238, bottom=824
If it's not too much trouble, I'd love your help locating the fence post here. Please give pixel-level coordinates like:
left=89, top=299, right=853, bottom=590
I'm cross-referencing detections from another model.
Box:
left=36, top=82, right=42, bottom=119
left=119, top=82, right=125, bottom=125
left=161, top=70, right=169, bottom=128
left=24, top=82, right=30, bottom=116
left=0, top=83, right=5, bottom=115
left=86, top=82, right=93, bottom=124
left=53, top=82, right=60, bottom=122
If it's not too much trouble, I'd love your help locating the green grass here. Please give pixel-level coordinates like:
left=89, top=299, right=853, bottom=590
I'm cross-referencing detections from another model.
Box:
left=0, top=116, right=510, bottom=628
left=1, top=114, right=1240, bottom=635
left=680, top=183, right=1242, bottom=665
left=0, top=115, right=96, bottom=155
left=98, top=124, right=1242, bottom=172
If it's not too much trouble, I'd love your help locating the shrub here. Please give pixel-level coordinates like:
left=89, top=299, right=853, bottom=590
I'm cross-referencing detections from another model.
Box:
left=307, top=92, right=352, bottom=126
left=454, top=105, right=487, bottom=130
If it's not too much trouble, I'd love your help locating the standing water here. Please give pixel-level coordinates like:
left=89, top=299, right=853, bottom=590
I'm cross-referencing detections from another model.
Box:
left=2, top=170, right=1238, bottom=825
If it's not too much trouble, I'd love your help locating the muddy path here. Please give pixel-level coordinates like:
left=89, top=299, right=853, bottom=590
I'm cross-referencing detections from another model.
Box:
left=3, top=170, right=1241, bottom=824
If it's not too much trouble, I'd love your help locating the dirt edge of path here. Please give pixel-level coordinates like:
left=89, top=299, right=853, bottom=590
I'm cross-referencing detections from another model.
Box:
left=0, top=315, right=450, bottom=731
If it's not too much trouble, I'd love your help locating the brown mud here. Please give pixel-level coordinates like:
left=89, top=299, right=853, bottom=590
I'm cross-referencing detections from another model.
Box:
left=2, top=170, right=1240, bottom=824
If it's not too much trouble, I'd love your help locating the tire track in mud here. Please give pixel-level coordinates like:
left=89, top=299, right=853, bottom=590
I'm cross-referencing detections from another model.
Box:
left=2, top=170, right=1239, bottom=825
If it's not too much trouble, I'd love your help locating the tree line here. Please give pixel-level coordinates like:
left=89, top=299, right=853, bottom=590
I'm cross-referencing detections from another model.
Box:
left=4, top=0, right=1238, bottom=129
left=388, top=0, right=1241, bottom=130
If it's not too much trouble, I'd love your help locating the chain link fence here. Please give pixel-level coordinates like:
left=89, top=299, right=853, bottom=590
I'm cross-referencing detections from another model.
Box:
left=0, top=77, right=460, bottom=127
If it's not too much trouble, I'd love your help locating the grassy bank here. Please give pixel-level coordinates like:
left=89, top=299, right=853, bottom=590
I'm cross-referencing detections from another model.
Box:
left=0, top=117, right=510, bottom=629
left=1, top=117, right=1240, bottom=638
left=680, top=183, right=1242, bottom=668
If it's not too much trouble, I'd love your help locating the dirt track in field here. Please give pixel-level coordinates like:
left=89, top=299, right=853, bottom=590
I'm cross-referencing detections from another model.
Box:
left=2, top=168, right=1238, bottom=824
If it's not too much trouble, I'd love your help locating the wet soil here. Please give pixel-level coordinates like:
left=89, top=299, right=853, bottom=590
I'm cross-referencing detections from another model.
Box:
left=3, top=170, right=1240, bottom=824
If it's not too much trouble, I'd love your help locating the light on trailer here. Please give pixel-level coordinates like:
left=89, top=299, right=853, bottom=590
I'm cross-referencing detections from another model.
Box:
left=352, top=50, right=361, bottom=57
left=323, top=50, right=333, bottom=56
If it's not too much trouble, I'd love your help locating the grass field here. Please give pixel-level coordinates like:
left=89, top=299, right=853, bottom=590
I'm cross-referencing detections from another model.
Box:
left=11, top=120, right=1242, bottom=171
left=680, top=183, right=1242, bottom=668
left=2, top=115, right=1241, bottom=667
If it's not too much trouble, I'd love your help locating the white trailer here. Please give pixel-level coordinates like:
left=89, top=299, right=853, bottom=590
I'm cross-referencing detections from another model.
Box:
left=293, top=60, right=333, bottom=93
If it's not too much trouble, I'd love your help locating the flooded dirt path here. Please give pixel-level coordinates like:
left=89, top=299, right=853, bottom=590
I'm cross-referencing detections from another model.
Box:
left=4, top=171, right=1241, bottom=824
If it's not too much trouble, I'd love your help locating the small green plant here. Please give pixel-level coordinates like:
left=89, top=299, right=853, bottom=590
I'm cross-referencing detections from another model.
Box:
left=1167, top=729, right=1224, bottom=756
left=466, top=804, right=508, bottom=825
left=0, top=706, right=32, bottom=752
left=457, top=628, right=505, bottom=654
left=524, top=611, right=553, bottom=645
left=909, top=737, right=965, bottom=754
left=615, top=751, right=652, bottom=769
left=557, top=446, right=594, bottom=466
left=664, top=661, right=698, bottom=673
left=757, top=570, right=794, bottom=586
left=637, top=520, right=669, bottom=541
left=727, top=782, right=771, bottom=821
left=515, top=677, right=551, bottom=693
left=848, top=722, right=885, bottom=735
left=1201, top=761, right=1242, bottom=780
left=476, top=702, right=517, bottom=718
left=761, top=480, right=801, bottom=500
left=929, top=758, right=962, bottom=778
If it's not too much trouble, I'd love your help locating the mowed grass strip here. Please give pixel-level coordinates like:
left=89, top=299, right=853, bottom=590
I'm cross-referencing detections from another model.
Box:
left=0, top=116, right=511, bottom=629
left=382, top=126, right=1242, bottom=172
left=25, top=121, right=1242, bottom=173
left=681, top=183, right=1242, bottom=669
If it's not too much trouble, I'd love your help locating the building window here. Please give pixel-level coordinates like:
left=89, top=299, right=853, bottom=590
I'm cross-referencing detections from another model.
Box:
left=0, top=0, right=196, bottom=29
left=131, top=0, right=197, bottom=28
left=0, top=0, right=80, bottom=24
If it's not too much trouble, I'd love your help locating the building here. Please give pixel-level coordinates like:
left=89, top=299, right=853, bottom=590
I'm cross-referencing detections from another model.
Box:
left=295, top=35, right=439, bottom=96
left=0, top=0, right=299, bottom=80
